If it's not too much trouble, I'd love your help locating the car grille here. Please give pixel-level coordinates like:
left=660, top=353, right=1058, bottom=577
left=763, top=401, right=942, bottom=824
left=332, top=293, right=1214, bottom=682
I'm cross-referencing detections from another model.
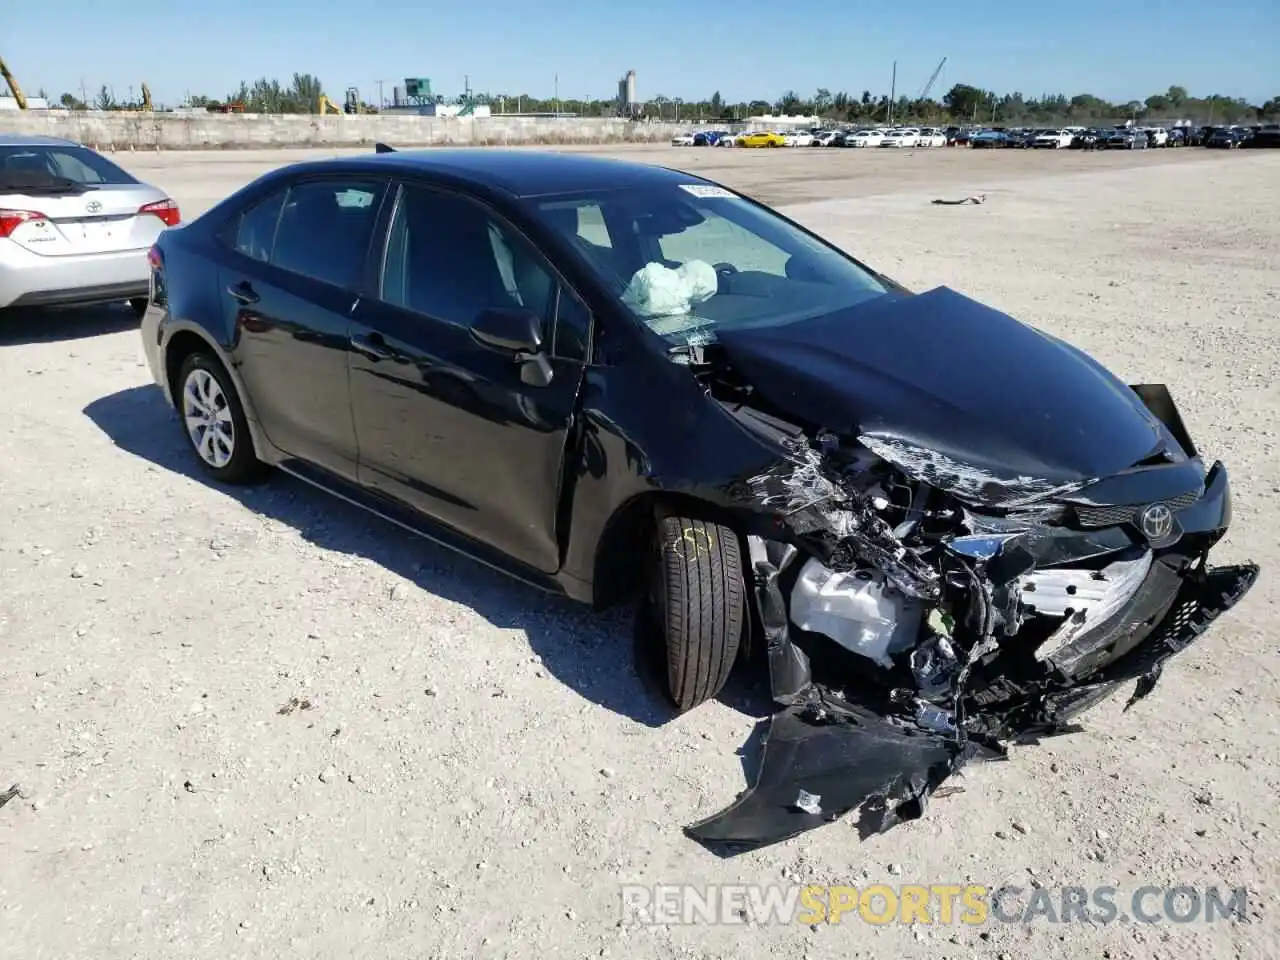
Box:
left=1074, top=490, right=1200, bottom=528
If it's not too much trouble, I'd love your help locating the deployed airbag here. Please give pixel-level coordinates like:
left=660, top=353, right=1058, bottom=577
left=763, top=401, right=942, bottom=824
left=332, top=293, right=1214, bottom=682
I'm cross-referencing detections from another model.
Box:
left=621, top=259, right=717, bottom=322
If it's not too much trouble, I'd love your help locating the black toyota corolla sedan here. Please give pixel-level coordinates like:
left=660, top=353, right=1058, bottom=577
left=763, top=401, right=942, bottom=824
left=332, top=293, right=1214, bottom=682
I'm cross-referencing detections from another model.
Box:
left=139, top=146, right=1257, bottom=850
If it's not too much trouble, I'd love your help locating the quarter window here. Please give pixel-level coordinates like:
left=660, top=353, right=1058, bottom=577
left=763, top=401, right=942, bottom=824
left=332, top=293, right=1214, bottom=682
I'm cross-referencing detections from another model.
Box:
left=233, top=189, right=286, bottom=263
left=269, top=179, right=386, bottom=287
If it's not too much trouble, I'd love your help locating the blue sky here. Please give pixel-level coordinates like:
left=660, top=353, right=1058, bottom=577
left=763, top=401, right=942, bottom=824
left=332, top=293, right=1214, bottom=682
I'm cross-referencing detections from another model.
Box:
left=6, top=0, right=1276, bottom=106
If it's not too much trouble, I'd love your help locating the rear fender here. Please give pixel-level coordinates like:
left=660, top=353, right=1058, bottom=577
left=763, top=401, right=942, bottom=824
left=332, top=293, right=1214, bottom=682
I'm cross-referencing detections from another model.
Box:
left=160, top=319, right=275, bottom=464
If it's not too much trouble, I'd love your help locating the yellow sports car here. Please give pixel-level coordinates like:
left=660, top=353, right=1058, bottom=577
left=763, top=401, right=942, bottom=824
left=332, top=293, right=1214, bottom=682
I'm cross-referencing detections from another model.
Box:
left=737, top=131, right=786, bottom=148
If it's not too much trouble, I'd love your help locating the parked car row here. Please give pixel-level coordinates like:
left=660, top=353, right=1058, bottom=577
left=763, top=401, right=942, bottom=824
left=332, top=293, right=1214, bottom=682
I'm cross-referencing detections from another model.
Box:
left=971, top=123, right=1279, bottom=150
left=672, top=126, right=954, bottom=148
left=673, top=122, right=1280, bottom=151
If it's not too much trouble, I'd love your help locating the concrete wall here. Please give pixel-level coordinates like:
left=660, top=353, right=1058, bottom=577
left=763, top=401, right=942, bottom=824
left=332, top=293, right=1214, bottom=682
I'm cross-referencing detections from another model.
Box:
left=2, top=111, right=691, bottom=150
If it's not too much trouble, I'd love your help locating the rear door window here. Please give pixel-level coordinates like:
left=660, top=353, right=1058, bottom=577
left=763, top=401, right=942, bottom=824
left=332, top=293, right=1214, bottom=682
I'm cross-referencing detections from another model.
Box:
left=269, top=179, right=387, bottom=288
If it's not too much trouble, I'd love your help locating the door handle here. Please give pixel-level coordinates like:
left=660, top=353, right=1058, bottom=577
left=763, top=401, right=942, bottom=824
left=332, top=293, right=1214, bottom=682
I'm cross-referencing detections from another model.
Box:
left=227, top=281, right=259, bottom=304
left=350, top=332, right=393, bottom=362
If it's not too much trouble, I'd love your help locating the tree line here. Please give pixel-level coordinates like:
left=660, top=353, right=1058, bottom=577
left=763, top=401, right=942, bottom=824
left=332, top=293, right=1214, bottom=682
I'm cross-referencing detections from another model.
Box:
left=47, top=76, right=1280, bottom=125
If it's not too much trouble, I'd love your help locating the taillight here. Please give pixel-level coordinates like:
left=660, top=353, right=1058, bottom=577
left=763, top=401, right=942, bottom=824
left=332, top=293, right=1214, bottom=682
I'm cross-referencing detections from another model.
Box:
left=139, top=198, right=181, bottom=227
left=0, top=208, right=49, bottom=239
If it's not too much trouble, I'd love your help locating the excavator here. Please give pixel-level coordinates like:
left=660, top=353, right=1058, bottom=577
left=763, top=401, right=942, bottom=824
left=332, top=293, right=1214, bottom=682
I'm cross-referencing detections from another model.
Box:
left=141, top=82, right=153, bottom=111
left=1, top=54, right=28, bottom=109
left=318, top=94, right=343, bottom=115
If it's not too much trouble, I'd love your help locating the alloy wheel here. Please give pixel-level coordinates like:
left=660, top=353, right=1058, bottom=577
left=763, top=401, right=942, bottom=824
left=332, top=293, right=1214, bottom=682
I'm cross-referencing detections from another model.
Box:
left=182, top=368, right=235, bottom=468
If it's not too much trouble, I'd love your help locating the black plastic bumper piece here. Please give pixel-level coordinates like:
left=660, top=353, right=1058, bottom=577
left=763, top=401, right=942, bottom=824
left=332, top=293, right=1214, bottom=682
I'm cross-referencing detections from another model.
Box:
left=684, top=695, right=998, bottom=854
left=10, top=281, right=149, bottom=309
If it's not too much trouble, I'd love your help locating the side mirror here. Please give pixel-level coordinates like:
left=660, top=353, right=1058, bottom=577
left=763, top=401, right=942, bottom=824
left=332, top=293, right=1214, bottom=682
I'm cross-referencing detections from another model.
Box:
left=471, top=306, right=545, bottom=356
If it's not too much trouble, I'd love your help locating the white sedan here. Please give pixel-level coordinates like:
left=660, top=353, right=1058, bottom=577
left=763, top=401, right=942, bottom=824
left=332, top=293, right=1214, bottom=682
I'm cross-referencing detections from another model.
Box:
left=671, top=133, right=695, bottom=146
left=784, top=130, right=815, bottom=147
left=880, top=128, right=920, bottom=147
left=1032, top=129, right=1073, bottom=149
left=847, top=128, right=887, bottom=147
left=916, top=127, right=947, bottom=148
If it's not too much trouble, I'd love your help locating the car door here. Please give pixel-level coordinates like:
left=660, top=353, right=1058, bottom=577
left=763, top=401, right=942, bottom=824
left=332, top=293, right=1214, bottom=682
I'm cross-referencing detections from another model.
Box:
left=217, top=176, right=389, bottom=479
left=348, top=181, right=590, bottom=574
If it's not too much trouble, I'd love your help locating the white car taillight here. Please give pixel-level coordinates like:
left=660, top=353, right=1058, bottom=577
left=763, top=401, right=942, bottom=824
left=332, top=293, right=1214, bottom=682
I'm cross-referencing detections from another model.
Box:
left=0, top=209, right=49, bottom=239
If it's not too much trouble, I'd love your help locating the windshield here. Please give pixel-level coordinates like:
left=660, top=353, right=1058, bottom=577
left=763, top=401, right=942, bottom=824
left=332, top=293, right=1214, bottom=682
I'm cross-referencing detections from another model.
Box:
left=0, top=145, right=137, bottom=186
left=533, top=183, right=891, bottom=346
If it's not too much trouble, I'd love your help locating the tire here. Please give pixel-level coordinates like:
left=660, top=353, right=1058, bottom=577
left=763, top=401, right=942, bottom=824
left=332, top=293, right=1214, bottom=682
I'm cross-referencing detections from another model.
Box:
left=128, top=297, right=148, bottom=320
left=649, top=514, right=746, bottom=712
left=175, top=351, right=265, bottom=484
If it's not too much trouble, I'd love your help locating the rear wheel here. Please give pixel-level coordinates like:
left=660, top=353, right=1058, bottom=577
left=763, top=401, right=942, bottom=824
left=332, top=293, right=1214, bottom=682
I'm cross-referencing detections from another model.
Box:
left=647, top=514, right=746, bottom=712
left=176, top=352, right=265, bottom=484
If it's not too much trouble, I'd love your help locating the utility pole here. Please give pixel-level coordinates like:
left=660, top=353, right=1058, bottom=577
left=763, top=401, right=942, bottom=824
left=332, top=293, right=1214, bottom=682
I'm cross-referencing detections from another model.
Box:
left=888, top=61, right=896, bottom=125
left=554, top=73, right=560, bottom=116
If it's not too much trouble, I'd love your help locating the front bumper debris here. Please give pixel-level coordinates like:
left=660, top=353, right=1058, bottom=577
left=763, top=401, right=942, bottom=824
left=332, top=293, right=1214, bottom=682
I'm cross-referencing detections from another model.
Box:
left=685, top=562, right=1258, bottom=854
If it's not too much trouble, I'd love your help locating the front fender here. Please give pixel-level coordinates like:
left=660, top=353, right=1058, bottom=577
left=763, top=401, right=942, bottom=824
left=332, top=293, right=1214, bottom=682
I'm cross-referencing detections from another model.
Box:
left=559, top=361, right=799, bottom=601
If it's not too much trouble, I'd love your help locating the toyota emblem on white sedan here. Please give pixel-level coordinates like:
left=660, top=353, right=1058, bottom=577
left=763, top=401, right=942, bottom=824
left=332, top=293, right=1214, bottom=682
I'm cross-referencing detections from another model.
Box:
left=86, top=200, right=103, bottom=213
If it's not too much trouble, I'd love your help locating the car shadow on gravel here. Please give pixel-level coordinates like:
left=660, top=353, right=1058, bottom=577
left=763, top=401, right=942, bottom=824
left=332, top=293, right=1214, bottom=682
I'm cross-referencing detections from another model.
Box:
left=84, top=384, right=776, bottom=730
left=0, top=302, right=140, bottom=345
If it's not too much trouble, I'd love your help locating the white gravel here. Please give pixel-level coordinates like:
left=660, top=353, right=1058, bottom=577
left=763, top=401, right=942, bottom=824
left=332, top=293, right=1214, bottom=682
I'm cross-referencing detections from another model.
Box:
left=1, top=147, right=1277, bottom=960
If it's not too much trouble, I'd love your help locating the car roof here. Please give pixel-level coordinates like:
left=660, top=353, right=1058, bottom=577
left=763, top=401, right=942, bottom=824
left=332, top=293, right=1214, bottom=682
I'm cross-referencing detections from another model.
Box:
left=281, top=148, right=715, bottom=200
left=0, top=133, right=81, bottom=147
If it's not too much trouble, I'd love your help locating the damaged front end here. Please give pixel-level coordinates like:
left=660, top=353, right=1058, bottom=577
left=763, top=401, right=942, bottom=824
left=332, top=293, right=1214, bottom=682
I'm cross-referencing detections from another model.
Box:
left=684, top=348, right=1259, bottom=853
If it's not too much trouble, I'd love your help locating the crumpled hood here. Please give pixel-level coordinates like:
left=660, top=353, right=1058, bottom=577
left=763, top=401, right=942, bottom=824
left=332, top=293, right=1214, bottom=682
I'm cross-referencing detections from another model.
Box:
left=713, top=286, right=1171, bottom=490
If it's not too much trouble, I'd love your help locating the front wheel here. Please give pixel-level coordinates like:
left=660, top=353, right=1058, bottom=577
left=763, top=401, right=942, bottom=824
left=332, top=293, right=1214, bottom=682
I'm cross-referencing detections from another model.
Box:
left=647, top=515, right=746, bottom=712
left=176, top=352, right=266, bottom=484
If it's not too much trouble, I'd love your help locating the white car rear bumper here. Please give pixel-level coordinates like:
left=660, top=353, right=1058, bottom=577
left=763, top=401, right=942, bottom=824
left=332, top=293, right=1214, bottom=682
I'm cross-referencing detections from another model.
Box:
left=0, top=240, right=151, bottom=309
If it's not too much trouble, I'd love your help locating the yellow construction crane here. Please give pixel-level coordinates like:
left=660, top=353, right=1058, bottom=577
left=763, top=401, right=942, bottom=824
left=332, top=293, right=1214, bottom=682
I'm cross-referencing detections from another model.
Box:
left=0, top=55, right=28, bottom=109
left=317, top=94, right=342, bottom=115
left=141, top=82, right=153, bottom=111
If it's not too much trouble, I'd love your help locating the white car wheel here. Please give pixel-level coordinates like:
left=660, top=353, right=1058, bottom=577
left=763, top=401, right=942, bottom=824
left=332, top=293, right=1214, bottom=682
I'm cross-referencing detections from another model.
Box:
left=183, top=368, right=236, bottom=469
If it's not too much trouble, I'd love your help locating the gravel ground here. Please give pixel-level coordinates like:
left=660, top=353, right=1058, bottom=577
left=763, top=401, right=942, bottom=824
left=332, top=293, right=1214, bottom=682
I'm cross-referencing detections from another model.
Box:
left=1, top=145, right=1277, bottom=960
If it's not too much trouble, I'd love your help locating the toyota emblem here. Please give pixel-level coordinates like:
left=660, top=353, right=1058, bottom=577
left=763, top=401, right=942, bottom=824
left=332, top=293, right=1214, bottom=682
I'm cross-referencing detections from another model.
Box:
left=86, top=200, right=102, bottom=213
left=1139, top=502, right=1175, bottom=542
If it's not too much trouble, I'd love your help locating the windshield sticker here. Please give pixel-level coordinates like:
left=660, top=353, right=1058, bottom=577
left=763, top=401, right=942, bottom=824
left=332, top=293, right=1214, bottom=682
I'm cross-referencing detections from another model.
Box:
left=679, top=184, right=735, bottom=199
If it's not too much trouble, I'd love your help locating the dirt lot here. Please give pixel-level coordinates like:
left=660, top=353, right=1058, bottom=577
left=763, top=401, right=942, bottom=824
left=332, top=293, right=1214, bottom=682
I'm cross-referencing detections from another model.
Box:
left=1, top=145, right=1277, bottom=960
